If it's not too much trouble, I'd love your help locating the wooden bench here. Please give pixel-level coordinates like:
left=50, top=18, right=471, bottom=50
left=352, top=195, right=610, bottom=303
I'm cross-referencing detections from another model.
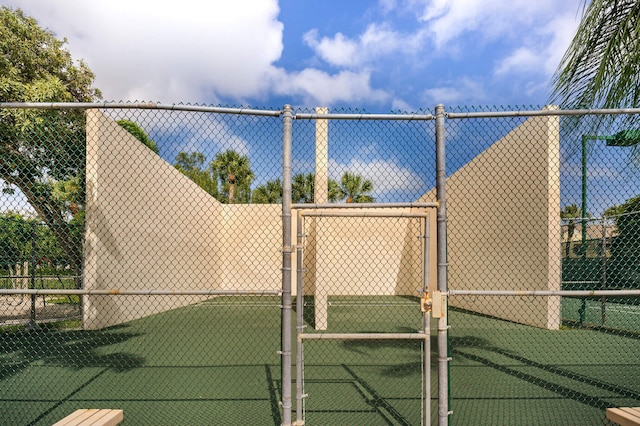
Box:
left=52, top=409, right=123, bottom=426
left=606, top=407, right=640, bottom=426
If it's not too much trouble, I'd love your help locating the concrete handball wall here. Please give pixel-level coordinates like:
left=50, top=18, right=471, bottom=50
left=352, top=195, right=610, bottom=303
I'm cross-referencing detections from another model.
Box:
left=420, top=111, right=561, bottom=329
left=217, top=204, right=282, bottom=292
left=84, top=110, right=224, bottom=329
left=84, top=108, right=559, bottom=330
left=84, top=111, right=284, bottom=329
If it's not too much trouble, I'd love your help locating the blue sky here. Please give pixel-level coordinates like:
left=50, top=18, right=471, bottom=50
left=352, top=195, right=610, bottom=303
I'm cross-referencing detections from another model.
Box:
left=11, top=0, right=634, bottom=215
left=5, top=0, right=584, bottom=109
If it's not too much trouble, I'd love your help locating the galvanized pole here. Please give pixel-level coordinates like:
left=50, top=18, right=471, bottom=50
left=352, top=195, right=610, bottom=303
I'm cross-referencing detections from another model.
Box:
left=281, top=104, right=294, bottom=426
left=435, top=104, right=449, bottom=426
left=296, top=212, right=305, bottom=424
left=422, top=216, right=431, bottom=426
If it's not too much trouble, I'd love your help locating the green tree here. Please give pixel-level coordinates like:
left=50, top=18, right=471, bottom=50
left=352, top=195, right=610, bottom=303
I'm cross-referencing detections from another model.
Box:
left=252, top=179, right=283, bottom=204
left=292, top=173, right=315, bottom=203
left=604, top=204, right=625, bottom=217
left=211, top=150, right=254, bottom=204
left=291, top=172, right=340, bottom=203
left=0, top=7, right=101, bottom=279
left=117, top=120, right=159, bottom=154
left=332, top=172, right=375, bottom=203
left=0, top=213, right=31, bottom=272
left=174, top=151, right=218, bottom=198
left=551, top=0, right=640, bottom=110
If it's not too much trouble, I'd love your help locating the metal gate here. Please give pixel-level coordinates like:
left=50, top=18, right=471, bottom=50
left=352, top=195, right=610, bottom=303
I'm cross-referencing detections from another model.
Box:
left=294, top=205, right=435, bottom=425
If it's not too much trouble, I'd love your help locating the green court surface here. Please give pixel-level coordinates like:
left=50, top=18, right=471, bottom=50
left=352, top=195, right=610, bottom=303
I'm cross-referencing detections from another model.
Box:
left=1, top=295, right=638, bottom=425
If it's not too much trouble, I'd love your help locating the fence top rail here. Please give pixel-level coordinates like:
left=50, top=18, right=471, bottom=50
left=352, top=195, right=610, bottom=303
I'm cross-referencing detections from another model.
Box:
left=4, top=103, right=639, bottom=119
left=292, top=202, right=438, bottom=210
left=445, top=107, right=640, bottom=119
left=294, top=112, right=435, bottom=121
left=0, top=102, right=283, bottom=116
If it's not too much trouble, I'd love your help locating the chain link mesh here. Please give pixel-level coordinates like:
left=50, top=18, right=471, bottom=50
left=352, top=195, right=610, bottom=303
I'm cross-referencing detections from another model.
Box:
left=1, top=103, right=639, bottom=425
left=445, top=106, right=640, bottom=425
left=1, top=105, right=284, bottom=425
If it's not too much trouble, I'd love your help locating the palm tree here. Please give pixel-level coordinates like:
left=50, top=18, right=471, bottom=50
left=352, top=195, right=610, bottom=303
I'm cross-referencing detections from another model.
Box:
left=292, top=173, right=314, bottom=203
left=211, top=150, right=254, bottom=204
left=174, top=151, right=218, bottom=198
left=292, top=172, right=341, bottom=203
left=333, top=172, right=375, bottom=203
left=252, top=179, right=282, bottom=204
left=551, top=0, right=640, bottom=111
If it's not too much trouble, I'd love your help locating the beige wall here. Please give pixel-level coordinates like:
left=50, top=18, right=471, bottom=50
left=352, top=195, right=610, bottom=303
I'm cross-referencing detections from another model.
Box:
left=84, top=111, right=285, bottom=329
left=84, top=110, right=224, bottom=329
left=84, top=108, right=560, bottom=331
left=420, top=111, right=561, bottom=329
left=217, top=204, right=282, bottom=292
left=301, top=210, right=437, bottom=329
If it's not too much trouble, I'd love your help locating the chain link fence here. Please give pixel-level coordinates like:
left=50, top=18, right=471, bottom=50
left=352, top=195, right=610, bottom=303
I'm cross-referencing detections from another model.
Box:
left=444, top=106, right=640, bottom=426
left=1, top=103, right=639, bottom=425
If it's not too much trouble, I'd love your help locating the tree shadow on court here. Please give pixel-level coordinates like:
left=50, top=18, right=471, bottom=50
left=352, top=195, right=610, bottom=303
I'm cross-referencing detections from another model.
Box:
left=449, top=334, right=640, bottom=410
left=333, top=327, right=434, bottom=379
left=0, top=324, right=146, bottom=384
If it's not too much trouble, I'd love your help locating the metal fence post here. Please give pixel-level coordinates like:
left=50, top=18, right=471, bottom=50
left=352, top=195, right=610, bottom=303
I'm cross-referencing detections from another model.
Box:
left=281, top=104, right=294, bottom=426
left=296, top=212, right=305, bottom=424
left=435, top=104, right=449, bottom=426
left=422, top=215, right=431, bottom=426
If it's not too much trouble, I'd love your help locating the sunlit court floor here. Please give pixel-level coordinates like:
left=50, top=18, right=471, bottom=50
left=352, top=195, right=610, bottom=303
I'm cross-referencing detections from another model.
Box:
left=0, top=295, right=638, bottom=425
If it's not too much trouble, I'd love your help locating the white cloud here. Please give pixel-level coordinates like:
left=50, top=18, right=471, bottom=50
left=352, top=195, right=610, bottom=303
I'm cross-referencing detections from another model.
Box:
left=274, top=68, right=390, bottom=106
left=493, top=10, right=582, bottom=78
left=330, top=159, right=425, bottom=196
left=422, top=78, right=486, bottom=105
left=4, top=0, right=584, bottom=108
left=303, top=23, right=422, bottom=69
left=494, top=48, right=540, bottom=76
left=414, top=0, right=566, bottom=49
left=7, top=0, right=284, bottom=103
left=540, top=13, right=582, bottom=76
left=303, top=29, right=359, bottom=68
left=391, top=98, right=415, bottom=112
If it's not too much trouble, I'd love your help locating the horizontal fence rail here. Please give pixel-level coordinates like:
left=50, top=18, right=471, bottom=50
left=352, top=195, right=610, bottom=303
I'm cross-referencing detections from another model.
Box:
left=446, top=107, right=640, bottom=118
left=299, top=333, right=430, bottom=340
left=294, top=112, right=435, bottom=120
left=0, top=101, right=283, bottom=116
left=448, top=290, right=640, bottom=296
left=292, top=202, right=439, bottom=209
left=0, top=289, right=282, bottom=296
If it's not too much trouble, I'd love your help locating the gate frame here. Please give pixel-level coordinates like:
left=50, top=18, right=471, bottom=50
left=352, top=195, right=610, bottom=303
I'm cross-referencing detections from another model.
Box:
left=294, top=204, right=436, bottom=425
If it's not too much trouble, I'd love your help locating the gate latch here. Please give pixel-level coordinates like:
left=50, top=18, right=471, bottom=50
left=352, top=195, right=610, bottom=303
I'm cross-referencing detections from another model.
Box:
left=431, top=290, right=446, bottom=318
left=420, top=294, right=432, bottom=313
